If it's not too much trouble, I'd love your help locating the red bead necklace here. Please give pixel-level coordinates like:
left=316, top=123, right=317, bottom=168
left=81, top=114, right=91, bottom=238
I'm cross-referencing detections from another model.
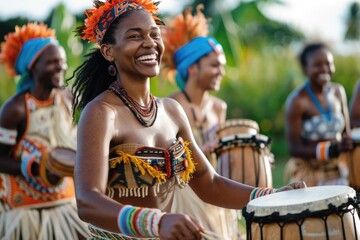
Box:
left=109, top=81, right=158, bottom=127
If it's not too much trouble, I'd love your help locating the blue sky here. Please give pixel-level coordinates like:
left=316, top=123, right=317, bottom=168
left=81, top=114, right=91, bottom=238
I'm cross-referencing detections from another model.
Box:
left=0, top=0, right=358, bottom=54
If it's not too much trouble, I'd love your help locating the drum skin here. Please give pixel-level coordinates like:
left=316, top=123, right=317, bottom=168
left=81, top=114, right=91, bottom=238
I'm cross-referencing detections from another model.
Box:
left=243, top=186, right=360, bottom=240
left=216, top=119, right=273, bottom=187
left=217, top=119, right=259, bottom=138
left=46, top=147, right=75, bottom=177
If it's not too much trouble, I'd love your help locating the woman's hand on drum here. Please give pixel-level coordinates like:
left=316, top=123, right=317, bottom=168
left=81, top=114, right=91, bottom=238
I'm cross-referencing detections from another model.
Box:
left=159, top=213, right=204, bottom=240
left=338, top=134, right=354, bottom=153
left=276, top=181, right=307, bottom=193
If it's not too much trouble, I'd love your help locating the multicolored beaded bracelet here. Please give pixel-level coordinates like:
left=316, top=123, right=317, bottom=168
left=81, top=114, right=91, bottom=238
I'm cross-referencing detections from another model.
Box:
left=117, top=205, right=165, bottom=237
left=249, top=187, right=277, bottom=201
left=316, top=141, right=331, bottom=161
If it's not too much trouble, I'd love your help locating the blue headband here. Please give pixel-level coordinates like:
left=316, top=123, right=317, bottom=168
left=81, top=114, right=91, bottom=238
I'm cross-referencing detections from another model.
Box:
left=14, top=37, right=58, bottom=93
left=174, top=36, right=225, bottom=90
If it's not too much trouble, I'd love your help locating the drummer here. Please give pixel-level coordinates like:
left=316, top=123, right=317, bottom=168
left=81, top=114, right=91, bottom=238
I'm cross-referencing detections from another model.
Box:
left=0, top=23, right=89, bottom=239
left=161, top=5, right=243, bottom=239
left=69, top=0, right=306, bottom=239
left=285, top=42, right=353, bottom=187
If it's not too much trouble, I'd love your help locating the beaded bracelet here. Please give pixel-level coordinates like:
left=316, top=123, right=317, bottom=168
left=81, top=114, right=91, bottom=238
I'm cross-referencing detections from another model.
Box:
left=249, top=187, right=277, bottom=201
left=316, top=141, right=331, bottom=161
left=20, top=152, right=38, bottom=180
left=117, top=205, right=165, bottom=237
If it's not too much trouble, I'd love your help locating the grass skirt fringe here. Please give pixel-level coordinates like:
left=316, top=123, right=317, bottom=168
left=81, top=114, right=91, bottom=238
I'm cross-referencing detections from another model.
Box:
left=0, top=200, right=90, bottom=240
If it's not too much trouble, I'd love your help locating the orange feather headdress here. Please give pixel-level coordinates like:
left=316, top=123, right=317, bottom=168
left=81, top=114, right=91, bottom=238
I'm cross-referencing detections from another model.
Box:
left=0, top=22, right=56, bottom=77
left=161, top=5, right=209, bottom=83
left=78, top=0, right=162, bottom=45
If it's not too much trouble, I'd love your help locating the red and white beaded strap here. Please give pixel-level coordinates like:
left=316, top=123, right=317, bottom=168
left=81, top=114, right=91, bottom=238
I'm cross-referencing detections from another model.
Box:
left=0, top=127, right=17, bottom=145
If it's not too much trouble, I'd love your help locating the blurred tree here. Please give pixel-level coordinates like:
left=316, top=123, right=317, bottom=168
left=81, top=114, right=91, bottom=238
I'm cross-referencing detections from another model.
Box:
left=191, top=0, right=214, bottom=15
left=0, top=18, right=29, bottom=42
left=47, top=3, right=85, bottom=82
left=345, top=1, right=360, bottom=40
left=211, top=1, right=304, bottom=66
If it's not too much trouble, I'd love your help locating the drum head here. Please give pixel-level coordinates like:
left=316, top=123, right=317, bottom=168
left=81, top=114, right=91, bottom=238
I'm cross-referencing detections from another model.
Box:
left=217, top=119, right=259, bottom=137
left=49, top=147, right=75, bottom=166
left=246, top=186, right=355, bottom=217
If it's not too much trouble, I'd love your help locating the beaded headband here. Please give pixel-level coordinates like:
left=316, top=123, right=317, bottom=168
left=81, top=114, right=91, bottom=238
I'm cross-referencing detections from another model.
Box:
left=78, top=0, right=162, bottom=45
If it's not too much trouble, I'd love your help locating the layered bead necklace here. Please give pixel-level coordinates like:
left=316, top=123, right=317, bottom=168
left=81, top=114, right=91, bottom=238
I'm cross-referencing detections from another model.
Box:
left=109, top=81, right=158, bottom=127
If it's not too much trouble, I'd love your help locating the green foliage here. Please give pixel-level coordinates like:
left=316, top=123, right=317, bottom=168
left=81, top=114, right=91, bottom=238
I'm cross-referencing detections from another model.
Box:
left=48, top=3, right=86, bottom=85
left=0, top=65, right=16, bottom=105
left=345, top=2, right=360, bottom=40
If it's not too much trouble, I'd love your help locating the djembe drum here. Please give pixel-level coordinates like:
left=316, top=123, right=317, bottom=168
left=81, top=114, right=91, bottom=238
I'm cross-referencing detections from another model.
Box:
left=348, top=128, right=360, bottom=192
left=215, top=119, right=273, bottom=187
left=46, top=147, right=76, bottom=177
left=243, top=185, right=360, bottom=240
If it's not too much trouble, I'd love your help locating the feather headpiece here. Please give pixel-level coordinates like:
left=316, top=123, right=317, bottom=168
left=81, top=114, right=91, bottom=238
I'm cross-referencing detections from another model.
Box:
left=161, top=5, right=209, bottom=84
left=78, top=0, right=162, bottom=45
left=0, top=22, right=56, bottom=77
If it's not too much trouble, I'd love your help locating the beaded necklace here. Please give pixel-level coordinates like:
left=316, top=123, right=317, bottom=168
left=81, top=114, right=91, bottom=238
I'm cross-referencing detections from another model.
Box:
left=305, top=81, right=332, bottom=121
left=109, top=81, right=158, bottom=127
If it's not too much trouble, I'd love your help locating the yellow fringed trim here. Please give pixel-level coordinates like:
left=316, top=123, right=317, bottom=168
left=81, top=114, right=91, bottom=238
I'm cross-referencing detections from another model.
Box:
left=110, top=151, right=167, bottom=184
left=182, top=141, right=196, bottom=183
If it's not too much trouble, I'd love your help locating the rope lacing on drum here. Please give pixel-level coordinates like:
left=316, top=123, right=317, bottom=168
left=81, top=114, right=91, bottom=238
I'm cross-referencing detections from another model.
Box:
left=243, top=196, right=360, bottom=240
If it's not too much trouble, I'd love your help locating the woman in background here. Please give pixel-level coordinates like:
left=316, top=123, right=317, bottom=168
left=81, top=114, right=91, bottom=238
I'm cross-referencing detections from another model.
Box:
left=161, top=5, right=241, bottom=239
left=285, top=42, right=352, bottom=187
left=0, top=22, right=89, bottom=239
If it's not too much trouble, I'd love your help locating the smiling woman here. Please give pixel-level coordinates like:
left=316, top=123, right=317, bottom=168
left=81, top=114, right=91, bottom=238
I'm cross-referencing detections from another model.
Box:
left=0, top=22, right=89, bottom=240
left=284, top=42, right=353, bottom=187
left=69, top=0, right=306, bottom=239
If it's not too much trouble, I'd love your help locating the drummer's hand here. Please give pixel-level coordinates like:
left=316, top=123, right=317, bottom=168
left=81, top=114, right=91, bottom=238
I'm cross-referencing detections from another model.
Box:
left=45, top=169, right=63, bottom=185
left=159, top=213, right=203, bottom=240
left=276, top=181, right=307, bottom=193
left=338, top=134, right=353, bottom=152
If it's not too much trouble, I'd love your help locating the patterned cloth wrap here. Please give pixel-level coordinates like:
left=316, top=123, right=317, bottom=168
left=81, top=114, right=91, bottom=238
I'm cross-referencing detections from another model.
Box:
left=285, top=156, right=349, bottom=187
left=87, top=138, right=195, bottom=239
left=0, top=137, right=74, bottom=209
left=0, top=92, right=76, bottom=209
left=0, top=91, right=89, bottom=240
left=106, top=137, right=195, bottom=198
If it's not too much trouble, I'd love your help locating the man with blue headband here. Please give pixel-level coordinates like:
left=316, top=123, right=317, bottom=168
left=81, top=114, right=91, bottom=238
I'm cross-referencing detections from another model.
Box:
left=161, top=6, right=243, bottom=240
left=0, top=22, right=89, bottom=239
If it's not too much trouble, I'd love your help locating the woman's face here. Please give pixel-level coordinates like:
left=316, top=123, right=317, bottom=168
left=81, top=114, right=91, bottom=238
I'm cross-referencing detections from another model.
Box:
left=110, top=10, right=164, bottom=78
left=32, top=45, right=67, bottom=89
left=304, top=47, right=335, bottom=86
left=194, top=51, right=225, bottom=91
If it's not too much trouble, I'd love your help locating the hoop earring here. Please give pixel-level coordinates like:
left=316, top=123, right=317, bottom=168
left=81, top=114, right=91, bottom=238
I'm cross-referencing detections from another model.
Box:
left=108, top=64, right=117, bottom=76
